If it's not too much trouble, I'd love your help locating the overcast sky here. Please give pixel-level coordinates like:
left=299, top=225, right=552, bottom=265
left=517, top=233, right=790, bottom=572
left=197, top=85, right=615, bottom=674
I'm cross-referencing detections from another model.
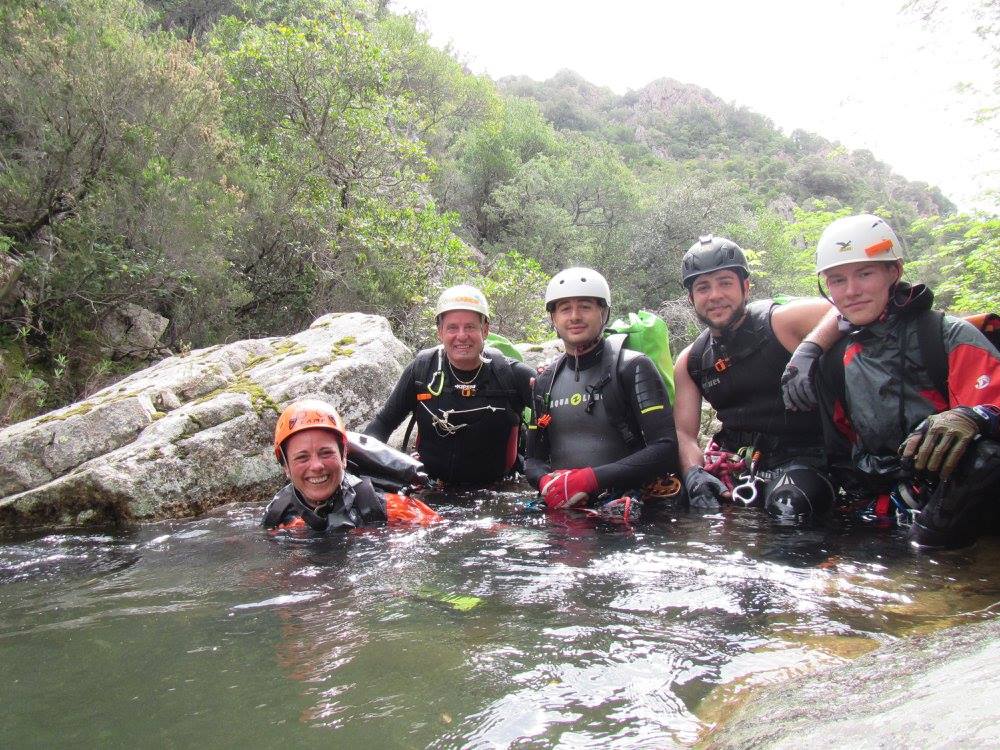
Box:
left=392, top=0, right=998, bottom=212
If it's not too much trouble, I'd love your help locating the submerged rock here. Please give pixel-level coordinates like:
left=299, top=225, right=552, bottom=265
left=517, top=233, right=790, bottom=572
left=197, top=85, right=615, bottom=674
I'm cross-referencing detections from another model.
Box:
left=0, top=313, right=411, bottom=527
left=704, top=617, right=1000, bottom=749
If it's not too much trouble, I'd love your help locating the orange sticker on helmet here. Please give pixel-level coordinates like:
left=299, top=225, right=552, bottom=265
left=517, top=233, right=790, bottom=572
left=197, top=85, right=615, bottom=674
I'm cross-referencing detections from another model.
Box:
left=864, top=238, right=893, bottom=257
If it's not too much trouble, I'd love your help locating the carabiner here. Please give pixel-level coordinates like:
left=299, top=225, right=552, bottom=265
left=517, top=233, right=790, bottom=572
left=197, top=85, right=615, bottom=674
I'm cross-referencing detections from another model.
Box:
left=732, top=474, right=760, bottom=505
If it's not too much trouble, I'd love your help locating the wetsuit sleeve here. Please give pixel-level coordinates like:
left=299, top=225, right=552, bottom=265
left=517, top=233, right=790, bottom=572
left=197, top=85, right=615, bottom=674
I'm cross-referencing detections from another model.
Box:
left=363, top=360, right=418, bottom=442
left=944, top=315, right=1000, bottom=412
left=592, top=356, right=679, bottom=490
left=524, top=371, right=551, bottom=488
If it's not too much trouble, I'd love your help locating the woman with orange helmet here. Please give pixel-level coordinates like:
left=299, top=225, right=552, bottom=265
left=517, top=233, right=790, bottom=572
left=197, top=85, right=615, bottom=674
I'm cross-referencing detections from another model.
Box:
left=262, top=398, right=439, bottom=531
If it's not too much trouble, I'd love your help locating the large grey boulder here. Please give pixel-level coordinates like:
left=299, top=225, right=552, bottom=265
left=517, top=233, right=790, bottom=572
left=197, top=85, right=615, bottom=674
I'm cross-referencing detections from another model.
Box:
left=0, top=313, right=411, bottom=527
left=98, top=303, right=170, bottom=359
left=516, top=338, right=563, bottom=370
left=704, top=617, right=1000, bottom=749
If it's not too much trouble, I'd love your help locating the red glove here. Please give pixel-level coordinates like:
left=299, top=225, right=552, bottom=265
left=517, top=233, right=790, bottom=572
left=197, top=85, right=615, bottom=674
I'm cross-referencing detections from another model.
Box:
left=539, top=467, right=598, bottom=509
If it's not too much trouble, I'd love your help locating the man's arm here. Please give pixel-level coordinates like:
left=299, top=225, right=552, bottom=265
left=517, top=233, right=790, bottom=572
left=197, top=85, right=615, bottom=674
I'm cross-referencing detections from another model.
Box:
left=362, top=361, right=418, bottom=442
left=673, top=346, right=707, bottom=473
left=772, top=299, right=842, bottom=412
left=771, top=298, right=840, bottom=353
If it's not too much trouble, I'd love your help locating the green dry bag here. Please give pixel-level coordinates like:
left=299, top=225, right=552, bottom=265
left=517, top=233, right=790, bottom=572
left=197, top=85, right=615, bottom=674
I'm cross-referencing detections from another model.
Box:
left=485, top=332, right=523, bottom=362
left=606, top=310, right=675, bottom=403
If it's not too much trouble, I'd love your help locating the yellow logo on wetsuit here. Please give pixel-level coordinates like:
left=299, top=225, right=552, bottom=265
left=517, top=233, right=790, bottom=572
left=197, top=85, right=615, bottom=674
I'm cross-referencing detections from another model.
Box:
left=550, top=390, right=602, bottom=409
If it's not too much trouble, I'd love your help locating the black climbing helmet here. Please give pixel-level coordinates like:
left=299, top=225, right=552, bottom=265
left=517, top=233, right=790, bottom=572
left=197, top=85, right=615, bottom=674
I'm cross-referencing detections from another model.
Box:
left=681, top=235, right=750, bottom=290
left=764, top=465, right=835, bottom=526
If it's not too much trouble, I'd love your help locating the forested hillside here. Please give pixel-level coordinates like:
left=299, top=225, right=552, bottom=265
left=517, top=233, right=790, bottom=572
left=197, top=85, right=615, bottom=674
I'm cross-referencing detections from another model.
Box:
left=1, top=0, right=996, bottom=424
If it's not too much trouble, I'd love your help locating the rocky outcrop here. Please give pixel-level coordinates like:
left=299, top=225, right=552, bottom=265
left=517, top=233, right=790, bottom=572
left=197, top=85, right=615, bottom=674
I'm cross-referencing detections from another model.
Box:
left=98, top=303, right=170, bottom=359
left=0, top=313, right=411, bottom=527
left=633, top=77, right=724, bottom=118
left=703, top=617, right=1000, bottom=749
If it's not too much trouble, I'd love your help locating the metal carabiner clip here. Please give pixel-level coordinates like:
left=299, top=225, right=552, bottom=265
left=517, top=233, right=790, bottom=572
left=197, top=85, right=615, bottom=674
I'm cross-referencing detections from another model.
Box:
left=732, top=474, right=760, bottom=505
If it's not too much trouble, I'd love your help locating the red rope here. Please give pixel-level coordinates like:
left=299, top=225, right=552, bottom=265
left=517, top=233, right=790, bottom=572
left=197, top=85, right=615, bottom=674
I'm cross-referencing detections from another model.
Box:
left=702, top=441, right=746, bottom=492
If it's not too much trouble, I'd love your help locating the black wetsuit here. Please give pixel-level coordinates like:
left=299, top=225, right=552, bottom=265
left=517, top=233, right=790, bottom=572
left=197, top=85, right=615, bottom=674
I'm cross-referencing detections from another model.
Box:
left=261, top=473, right=388, bottom=531
left=364, top=347, right=534, bottom=485
left=688, top=300, right=824, bottom=468
left=525, top=338, right=679, bottom=493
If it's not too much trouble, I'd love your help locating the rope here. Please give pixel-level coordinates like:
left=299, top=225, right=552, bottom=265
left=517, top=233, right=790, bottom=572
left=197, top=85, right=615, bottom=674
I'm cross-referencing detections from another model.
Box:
left=418, top=401, right=505, bottom=437
left=702, top=440, right=746, bottom=492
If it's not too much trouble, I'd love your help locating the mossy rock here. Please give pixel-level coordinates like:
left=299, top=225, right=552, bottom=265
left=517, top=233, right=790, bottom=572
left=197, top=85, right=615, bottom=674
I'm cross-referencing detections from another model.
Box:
left=37, top=402, right=95, bottom=424
left=271, top=339, right=307, bottom=357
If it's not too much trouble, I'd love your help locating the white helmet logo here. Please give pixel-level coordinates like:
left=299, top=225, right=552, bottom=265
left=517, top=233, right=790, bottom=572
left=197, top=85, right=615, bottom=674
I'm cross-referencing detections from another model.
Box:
left=976, top=375, right=991, bottom=390
left=836, top=240, right=852, bottom=253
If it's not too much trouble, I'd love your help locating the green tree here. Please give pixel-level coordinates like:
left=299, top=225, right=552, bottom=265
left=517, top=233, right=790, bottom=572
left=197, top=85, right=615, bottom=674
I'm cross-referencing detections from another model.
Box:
left=443, top=96, right=559, bottom=244
left=0, top=0, right=232, bottom=406
left=483, top=133, right=640, bottom=271
left=907, top=213, right=1000, bottom=312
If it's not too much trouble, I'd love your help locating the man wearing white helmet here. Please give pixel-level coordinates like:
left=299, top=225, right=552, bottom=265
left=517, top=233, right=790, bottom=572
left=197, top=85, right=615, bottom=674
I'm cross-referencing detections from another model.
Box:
left=364, top=285, right=535, bottom=486
left=673, top=235, right=841, bottom=516
left=525, top=267, right=680, bottom=516
left=815, top=214, right=1000, bottom=548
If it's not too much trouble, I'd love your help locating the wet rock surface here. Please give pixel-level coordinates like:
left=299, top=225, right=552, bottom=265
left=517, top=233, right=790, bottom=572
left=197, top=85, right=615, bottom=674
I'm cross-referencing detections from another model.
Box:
left=704, top=616, right=1000, bottom=749
left=0, top=313, right=411, bottom=527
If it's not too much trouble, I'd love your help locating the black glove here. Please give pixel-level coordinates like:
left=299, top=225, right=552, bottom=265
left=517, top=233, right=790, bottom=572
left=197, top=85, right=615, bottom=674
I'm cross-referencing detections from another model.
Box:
left=683, top=467, right=729, bottom=509
left=900, top=407, right=982, bottom=480
left=780, top=341, right=823, bottom=412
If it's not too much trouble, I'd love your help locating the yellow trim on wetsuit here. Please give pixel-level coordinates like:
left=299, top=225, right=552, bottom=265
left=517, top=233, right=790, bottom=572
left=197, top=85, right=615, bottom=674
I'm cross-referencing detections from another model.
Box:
left=640, top=404, right=665, bottom=414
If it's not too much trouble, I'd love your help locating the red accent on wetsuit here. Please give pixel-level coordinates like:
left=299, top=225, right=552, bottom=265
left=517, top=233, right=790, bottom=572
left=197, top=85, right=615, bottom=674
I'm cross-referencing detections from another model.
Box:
left=843, top=342, right=862, bottom=368
left=947, top=342, right=1000, bottom=408
left=918, top=389, right=948, bottom=413
left=504, top=424, right=519, bottom=473
left=832, top=399, right=857, bottom=444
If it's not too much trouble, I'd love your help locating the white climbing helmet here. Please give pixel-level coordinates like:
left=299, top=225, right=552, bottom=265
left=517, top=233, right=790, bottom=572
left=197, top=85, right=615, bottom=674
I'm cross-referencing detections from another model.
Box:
left=544, top=267, right=612, bottom=312
left=434, top=284, right=490, bottom=322
left=816, top=214, right=903, bottom=275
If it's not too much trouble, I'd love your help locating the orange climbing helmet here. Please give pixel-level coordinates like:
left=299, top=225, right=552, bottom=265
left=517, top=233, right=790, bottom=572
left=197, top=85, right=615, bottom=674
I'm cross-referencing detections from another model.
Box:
left=273, top=398, right=347, bottom=462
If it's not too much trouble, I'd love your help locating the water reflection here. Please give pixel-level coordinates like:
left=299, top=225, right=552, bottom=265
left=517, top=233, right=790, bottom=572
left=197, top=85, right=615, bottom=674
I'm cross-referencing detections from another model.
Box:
left=1, top=492, right=999, bottom=748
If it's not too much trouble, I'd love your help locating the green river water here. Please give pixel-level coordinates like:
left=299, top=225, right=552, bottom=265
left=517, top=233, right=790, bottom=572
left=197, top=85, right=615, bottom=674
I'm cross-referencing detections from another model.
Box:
left=2, top=487, right=999, bottom=748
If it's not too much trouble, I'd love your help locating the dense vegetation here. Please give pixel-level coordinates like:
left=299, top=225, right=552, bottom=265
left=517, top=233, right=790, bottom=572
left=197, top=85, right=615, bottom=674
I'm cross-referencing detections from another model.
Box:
left=1, top=0, right=996, bottom=424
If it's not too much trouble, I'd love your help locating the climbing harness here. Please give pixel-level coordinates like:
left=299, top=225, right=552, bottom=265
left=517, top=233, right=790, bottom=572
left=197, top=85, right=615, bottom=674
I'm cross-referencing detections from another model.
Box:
left=643, top=474, right=682, bottom=498
left=732, top=442, right=765, bottom=506
left=417, top=399, right=505, bottom=437
left=857, top=480, right=927, bottom=528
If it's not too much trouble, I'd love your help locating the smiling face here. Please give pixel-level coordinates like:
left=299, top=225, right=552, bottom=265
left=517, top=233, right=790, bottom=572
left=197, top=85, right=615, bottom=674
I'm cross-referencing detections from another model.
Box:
left=550, top=297, right=606, bottom=354
left=281, top=428, right=345, bottom=507
left=822, top=261, right=901, bottom=326
left=437, top=309, right=488, bottom=370
left=689, top=268, right=750, bottom=333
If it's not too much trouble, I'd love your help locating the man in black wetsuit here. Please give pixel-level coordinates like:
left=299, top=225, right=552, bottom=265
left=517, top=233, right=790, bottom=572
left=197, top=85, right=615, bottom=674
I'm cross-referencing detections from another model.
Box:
left=672, top=235, right=841, bottom=519
left=525, top=267, right=680, bottom=516
left=364, top=285, right=535, bottom=486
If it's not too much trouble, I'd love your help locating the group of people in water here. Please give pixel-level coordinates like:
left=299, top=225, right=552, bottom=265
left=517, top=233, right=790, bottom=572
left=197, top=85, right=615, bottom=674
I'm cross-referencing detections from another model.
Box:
left=263, top=213, right=1000, bottom=551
